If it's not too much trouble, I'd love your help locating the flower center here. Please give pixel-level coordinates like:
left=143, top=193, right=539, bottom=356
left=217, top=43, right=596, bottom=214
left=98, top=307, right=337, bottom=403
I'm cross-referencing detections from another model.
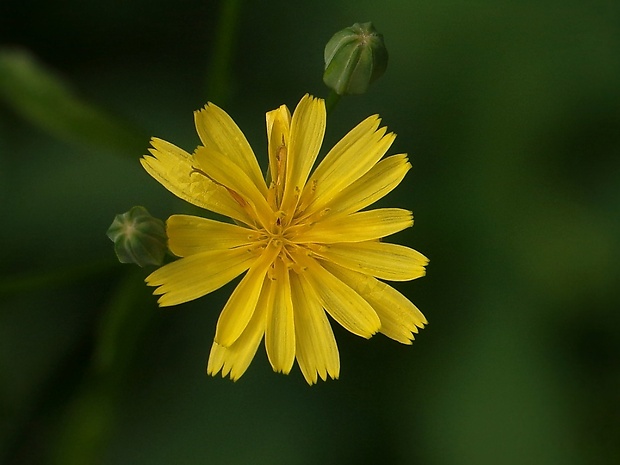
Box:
left=249, top=209, right=312, bottom=275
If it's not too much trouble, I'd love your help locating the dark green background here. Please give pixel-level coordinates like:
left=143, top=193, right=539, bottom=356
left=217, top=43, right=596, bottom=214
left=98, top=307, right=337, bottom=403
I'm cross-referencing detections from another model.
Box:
left=1, top=1, right=619, bottom=464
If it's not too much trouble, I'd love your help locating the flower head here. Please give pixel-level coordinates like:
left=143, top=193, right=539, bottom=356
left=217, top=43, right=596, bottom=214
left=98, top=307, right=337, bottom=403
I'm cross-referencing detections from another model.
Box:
left=141, top=94, right=428, bottom=384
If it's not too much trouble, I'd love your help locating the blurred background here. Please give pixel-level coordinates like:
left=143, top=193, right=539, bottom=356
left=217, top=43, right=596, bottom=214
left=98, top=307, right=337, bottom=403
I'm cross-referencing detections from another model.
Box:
left=1, top=0, right=619, bottom=464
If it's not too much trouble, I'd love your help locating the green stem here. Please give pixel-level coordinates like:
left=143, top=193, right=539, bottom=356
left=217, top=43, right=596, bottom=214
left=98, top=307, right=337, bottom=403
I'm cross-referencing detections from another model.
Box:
left=50, top=268, right=153, bottom=465
left=205, top=0, right=243, bottom=103
left=325, top=90, right=342, bottom=115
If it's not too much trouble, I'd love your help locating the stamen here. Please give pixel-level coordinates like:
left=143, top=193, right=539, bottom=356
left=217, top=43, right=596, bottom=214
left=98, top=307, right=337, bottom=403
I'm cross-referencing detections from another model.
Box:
left=190, top=165, right=247, bottom=208
left=226, top=188, right=248, bottom=208
left=307, top=243, right=329, bottom=254
left=267, top=181, right=277, bottom=209
left=279, top=244, right=308, bottom=275
left=275, top=209, right=286, bottom=222
left=267, top=262, right=277, bottom=280
left=189, top=166, right=209, bottom=178
left=297, top=206, right=331, bottom=225
left=291, top=263, right=307, bottom=274
left=279, top=248, right=296, bottom=270
left=274, top=135, right=287, bottom=204
left=294, top=179, right=318, bottom=218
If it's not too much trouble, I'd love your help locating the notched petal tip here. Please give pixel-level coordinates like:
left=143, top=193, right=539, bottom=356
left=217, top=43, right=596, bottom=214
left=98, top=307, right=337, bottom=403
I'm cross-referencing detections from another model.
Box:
left=300, top=366, right=340, bottom=385
left=194, top=101, right=216, bottom=114
left=156, top=296, right=174, bottom=307
left=301, top=92, right=321, bottom=103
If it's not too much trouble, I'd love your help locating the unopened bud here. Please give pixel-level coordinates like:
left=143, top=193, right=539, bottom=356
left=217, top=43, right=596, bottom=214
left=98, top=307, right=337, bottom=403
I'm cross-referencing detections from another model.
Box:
left=323, top=22, right=389, bottom=95
left=106, top=206, right=167, bottom=267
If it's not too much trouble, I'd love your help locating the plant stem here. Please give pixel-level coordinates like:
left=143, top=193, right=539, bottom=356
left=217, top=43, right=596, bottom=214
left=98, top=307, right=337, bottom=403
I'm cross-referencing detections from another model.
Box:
left=205, top=0, right=243, bottom=103
left=325, top=90, right=342, bottom=115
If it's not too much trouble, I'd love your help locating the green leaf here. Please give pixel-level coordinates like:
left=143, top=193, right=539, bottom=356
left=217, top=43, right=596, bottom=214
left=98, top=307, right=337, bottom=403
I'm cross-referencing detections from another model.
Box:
left=0, top=48, right=147, bottom=157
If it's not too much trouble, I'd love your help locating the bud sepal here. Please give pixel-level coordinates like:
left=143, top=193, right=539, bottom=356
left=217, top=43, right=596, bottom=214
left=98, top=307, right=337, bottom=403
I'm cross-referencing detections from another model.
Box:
left=323, top=22, right=389, bottom=95
left=106, top=206, right=167, bottom=267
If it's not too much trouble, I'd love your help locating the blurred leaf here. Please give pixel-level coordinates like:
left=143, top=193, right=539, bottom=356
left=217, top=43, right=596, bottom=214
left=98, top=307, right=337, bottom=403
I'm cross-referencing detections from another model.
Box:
left=0, top=48, right=147, bottom=157
left=0, top=258, right=118, bottom=297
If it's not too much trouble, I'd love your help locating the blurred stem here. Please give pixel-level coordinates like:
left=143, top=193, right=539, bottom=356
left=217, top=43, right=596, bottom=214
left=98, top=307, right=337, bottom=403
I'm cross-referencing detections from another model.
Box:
left=325, top=90, right=341, bottom=115
left=49, top=268, right=154, bottom=465
left=205, top=0, right=243, bottom=103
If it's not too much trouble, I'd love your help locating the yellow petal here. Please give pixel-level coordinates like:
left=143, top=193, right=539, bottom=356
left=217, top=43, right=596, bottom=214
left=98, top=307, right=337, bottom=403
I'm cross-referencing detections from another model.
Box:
left=325, top=263, right=427, bottom=343
left=215, top=243, right=280, bottom=347
left=299, top=115, right=395, bottom=217
left=265, top=260, right=296, bottom=374
left=281, top=94, right=326, bottom=212
left=140, top=138, right=251, bottom=224
left=207, top=279, right=269, bottom=380
left=313, top=241, right=428, bottom=281
left=145, top=248, right=256, bottom=307
left=266, top=104, right=291, bottom=190
left=167, top=215, right=255, bottom=257
left=194, top=146, right=274, bottom=229
left=194, top=103, right=267, bottom=195
left=296, top=254, right=381, bottom=338
left=290, top=272, right=339, bottom=384
left=206, top=341, right=227, bottom=377
left=322, top=154, right=411, bottom=218
left=266, top=104, right=291, bottom=146
left=294, top=208, right=413, bottom=243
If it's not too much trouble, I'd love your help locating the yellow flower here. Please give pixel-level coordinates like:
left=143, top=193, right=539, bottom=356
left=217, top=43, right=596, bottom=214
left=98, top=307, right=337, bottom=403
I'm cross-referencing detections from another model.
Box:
left=141, top=94, right=428, bottom=384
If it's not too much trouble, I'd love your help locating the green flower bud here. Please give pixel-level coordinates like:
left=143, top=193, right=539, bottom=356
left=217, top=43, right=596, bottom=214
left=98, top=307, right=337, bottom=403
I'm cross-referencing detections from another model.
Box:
left=106, top=206, right=167, bottom=267
left=323, top=22, right=389, bottom=95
